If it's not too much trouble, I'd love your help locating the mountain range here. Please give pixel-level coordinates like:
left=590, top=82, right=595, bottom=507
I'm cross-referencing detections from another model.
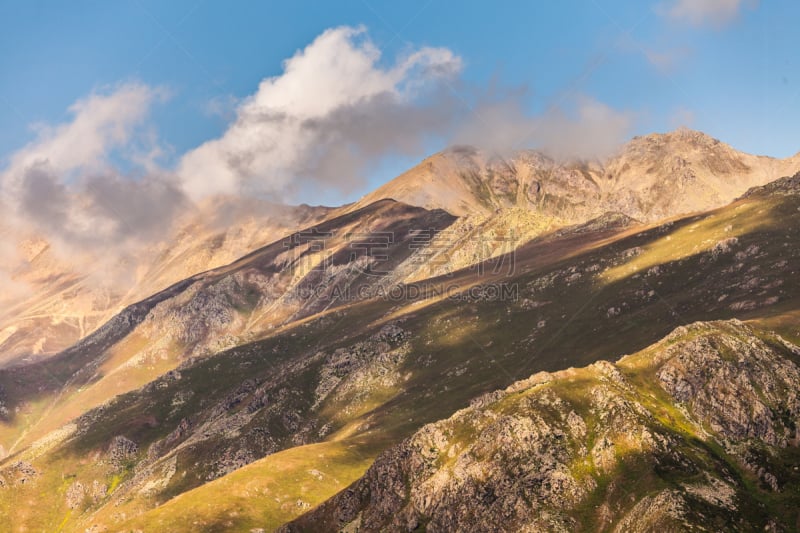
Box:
left=0, top=129, right=799, bottom=532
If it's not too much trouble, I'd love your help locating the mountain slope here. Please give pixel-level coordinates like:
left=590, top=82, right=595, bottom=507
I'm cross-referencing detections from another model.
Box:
left=4, top=128, right=793, bottom=369
left=0, top=199, right=331, bottom=367
left=286, top=320, right=800, bottom=532
left=1, top=171, right=797, bottom=531
left=0, top=136, right=799, bottom=532
left=0, top=199, right=456, bottom=459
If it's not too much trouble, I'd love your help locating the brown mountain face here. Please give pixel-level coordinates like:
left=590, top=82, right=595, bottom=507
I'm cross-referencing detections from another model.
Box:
left=0, top=200, right=456, bottom=458
left=353, top=129, right=800, bottom=222
left=58, top=173, right=799, bottom=532
left=0, top=198, right=332, bottom=367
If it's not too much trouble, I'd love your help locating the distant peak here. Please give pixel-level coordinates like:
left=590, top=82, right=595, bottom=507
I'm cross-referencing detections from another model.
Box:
left=631, top=128, right=720, bottom=146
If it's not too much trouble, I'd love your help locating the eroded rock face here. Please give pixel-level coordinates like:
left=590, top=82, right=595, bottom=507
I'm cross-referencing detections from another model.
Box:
left=356, top=130, right=800, bottom=222
left=285, top=321, right=800, bottom=532
left=611, top=490, right=689, bottom=533
left=313, top=325, right=410, bottom=411
left=65, top=323, right=415, bottom=513
left=292, top=380, right=666, bottom=532
left=654, top=323, right=800, bottom=446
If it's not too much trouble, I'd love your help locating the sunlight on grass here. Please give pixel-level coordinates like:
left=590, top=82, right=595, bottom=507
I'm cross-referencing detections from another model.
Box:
left=54, top=509, right=72, bottom=533
left=117, top=440, right=377, bottom=532
left=600, top=200, right=775, bottom=285
left=10, top=337, right=182, bottom=452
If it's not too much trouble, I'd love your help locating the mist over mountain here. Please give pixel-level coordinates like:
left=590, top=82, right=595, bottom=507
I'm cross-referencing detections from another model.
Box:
left=355, top=129, right=800, bottom=221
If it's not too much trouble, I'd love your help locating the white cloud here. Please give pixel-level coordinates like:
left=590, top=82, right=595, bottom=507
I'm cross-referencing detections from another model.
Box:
left=663, top=0, right=758, bottom=28
left=0, top=24, right=634, bottom=266
left=178, top=25, right=462, bottom=200
left=0, top=82, right=183, bottom=247
left=537, top=97, right=635, bottom=160
left=0, top=25, right=642, bottom=301
left=4, top=83, right=164, bottom=181
left=0, top=237, right=31, bottom=303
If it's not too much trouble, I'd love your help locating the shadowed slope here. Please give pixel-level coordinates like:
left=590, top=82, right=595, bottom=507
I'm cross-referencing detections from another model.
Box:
left=286, top=320, right=800, bottom=532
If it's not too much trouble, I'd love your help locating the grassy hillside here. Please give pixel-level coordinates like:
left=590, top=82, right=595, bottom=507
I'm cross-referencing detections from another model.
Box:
left=287, top=320, right=800, bottom=531
left=0, top=175, right=798, bottom=531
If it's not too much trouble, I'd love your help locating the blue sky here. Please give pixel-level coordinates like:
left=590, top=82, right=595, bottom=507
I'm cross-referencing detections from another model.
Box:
left=0, top=0, right=798, bottom=206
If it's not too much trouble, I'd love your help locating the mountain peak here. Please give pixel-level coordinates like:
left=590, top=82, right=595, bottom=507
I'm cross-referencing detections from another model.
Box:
left=353, top=130, right=800, bottom=222
left=620, top=128, right=731, bottom=158
left=638, top=127, right=720, bottom=144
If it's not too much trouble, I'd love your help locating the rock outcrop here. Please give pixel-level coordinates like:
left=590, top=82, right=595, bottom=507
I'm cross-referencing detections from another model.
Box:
left=285, top=320, right=800, bottom=532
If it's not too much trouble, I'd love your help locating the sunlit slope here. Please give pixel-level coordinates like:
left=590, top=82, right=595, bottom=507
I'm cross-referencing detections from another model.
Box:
left=3, top=128, right=798, bottom=370
left=287, top=320, right=800, bottom=532
left=0, top=174, right=796, bottom=531
left=0, top=199, right=331, bottom=367
left=0, top=199, right=570, bottom=464
left=0, top=200, right=456, bottom=457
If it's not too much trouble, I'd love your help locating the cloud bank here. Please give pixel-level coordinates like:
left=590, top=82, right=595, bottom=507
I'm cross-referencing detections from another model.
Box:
left=179, top=25, right=633, bottom=201
left=0, top=82, right=184, bottom=247
left=178, top=25, right=461, bottom=200
left=453, top=93, right=634, bottom=161
left=0, top=24, right=635, bottom=278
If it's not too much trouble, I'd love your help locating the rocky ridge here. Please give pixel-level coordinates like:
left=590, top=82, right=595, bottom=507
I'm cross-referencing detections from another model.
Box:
left=354, top=129, right=800, bottom=222
left=286, top=320, right=800, bottom=532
